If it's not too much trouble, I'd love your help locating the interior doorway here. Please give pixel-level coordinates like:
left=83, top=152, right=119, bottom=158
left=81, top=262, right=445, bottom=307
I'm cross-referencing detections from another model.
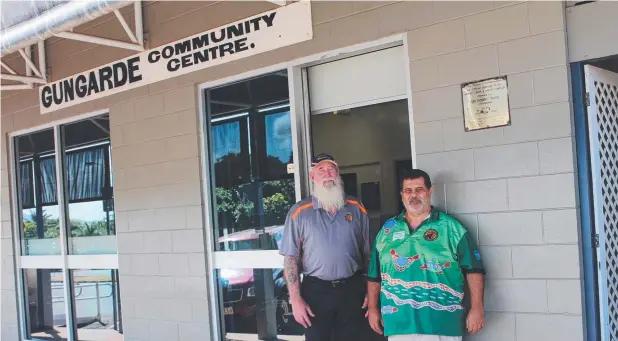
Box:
left=305, top=45, right=413, bottom=241
left=309, top=100, right=412, bottom=239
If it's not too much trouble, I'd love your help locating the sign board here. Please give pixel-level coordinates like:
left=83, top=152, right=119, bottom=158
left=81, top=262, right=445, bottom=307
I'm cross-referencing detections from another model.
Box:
left=39, top=1, right=313, bottom=114
left=461, top=76, right=511, bottom=131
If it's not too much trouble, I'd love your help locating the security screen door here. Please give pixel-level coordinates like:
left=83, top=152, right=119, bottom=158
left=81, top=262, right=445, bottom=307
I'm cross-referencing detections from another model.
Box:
left=585, top=64, right=618, bottom=341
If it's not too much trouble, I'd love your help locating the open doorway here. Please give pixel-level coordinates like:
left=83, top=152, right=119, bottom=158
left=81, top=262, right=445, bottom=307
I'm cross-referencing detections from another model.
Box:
left=305, top=45, right=413, bottom=243
left=310, top=100, right=412, bottom=240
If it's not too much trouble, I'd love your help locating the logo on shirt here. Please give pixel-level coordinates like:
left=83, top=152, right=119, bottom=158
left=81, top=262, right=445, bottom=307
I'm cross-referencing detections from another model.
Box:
left=392, top=231, right=405, bottom=241
left=474, top=250, right=481, bottom=260
left=345, top=214, right=353, bottom=222
left=420, top=261, right=451, bottom=274
left=381, top=305, right=399, bottom=315
left=424, top=229, right=439, bottom=241
left=390, top=249, right=420, bottom=271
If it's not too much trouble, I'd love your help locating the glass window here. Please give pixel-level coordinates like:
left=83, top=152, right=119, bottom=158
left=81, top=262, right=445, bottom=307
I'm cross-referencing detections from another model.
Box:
left=12, top=114, right=122, bottom=341
left=217, top=268, right=303, bottom=338
left=206, top=71, right=296, bottom=253
left=15, top=129, right=61, bottom=256
left=23, top=269, right=67, bottom=340
left=61, top=116, right=116, bottom=255
left=72, top=269, right=122, bottom=341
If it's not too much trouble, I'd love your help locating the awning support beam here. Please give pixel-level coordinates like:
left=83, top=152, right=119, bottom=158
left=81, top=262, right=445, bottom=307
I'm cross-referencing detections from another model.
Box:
left=0, top=74, right=47, bottom=84
left=114, top=10, right=138, bottom=44
left=53, top=31, right=144, bottom=51
left=19, top=48, right=43, bottom=78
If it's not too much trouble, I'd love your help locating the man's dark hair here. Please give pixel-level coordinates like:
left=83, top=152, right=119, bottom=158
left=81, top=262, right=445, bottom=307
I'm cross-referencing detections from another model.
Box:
left=400, top=168, right=432, bottom=190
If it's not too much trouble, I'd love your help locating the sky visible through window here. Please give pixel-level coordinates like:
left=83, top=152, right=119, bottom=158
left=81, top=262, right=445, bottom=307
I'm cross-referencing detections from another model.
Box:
left=44, top=201, right=106, bottom=221
left=212, top=111, right=291, bottom=164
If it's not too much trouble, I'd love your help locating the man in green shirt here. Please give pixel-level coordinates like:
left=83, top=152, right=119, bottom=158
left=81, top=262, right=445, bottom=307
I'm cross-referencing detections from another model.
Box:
left=366, top=169, right=485, bottom=341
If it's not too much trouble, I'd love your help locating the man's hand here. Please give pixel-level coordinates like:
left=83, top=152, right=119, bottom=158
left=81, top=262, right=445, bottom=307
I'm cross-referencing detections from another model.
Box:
left=362, top=294, right=368, bottom=317
left=291, top=297, right=315, bottom=328
left=466, top=307, right=484, bottom=334
left=367, top=307, right=383, bottom=335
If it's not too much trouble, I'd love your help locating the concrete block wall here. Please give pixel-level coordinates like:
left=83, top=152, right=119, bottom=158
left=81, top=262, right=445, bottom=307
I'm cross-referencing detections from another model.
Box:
left=410, top=2, right=584, bottom=341
left=1, top=116, right=18, bottom=341
left=108, top=86, right=210, bottom=341
left=0, top=1, right=589, bottom=341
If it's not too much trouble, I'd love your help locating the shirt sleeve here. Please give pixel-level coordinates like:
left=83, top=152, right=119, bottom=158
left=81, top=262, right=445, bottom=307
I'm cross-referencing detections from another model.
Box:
left=279, top=207, right=302, bottom=257
left=456, top=231, right=485, bottom=274
left=367, top=236, right=381, bottom=282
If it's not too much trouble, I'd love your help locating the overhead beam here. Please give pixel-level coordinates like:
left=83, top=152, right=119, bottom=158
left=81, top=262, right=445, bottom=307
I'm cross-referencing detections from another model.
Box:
left=114, top=10, right=138, bottom=44
left=0, top=61, right=17, bottom=74
left=24, top=45, right=34, bottom=87
left=0, top=74, right=47, bottom=84
left=90, top=119, right=110, bottom=134
left=209, top=99, right=252, bottom=108
left=55, top=31, right=144, bottom=51
left=18, top=48, right=43, bottom=78
left=38, top=41, right=47, bottom=81
left=1, top=84, right=34, bottom=91
left=135, top=1, right=143, bottom=45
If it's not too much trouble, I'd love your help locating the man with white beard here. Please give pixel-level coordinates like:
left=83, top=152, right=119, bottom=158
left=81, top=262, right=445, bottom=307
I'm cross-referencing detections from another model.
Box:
left=279, top=153, right=376, bottom=341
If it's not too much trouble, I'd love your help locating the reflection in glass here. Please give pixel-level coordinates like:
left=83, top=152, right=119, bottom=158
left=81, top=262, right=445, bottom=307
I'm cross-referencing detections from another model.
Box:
left=218, top=268, right=303, bottom=339
left=206, top=71, right=296, bottom=252
left=61, top=115, right=117, bottom=255
left=72, top=269, right=122, bottom=341
left=23, top=269, right=67, bottom=340
left=15, top=129, right=60, bottom=255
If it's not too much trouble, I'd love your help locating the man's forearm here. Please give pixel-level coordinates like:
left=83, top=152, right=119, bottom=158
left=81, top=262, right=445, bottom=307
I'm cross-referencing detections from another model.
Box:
left=466, top=273, right=484, bottom=311
left=367, top=281, right=381, bottom=310
left=284, top=255, right=302, bottom=301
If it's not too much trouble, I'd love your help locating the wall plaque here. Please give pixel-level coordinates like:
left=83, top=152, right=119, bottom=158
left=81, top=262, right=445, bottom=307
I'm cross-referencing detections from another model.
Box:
left=461, top=76, right=510, bottom=131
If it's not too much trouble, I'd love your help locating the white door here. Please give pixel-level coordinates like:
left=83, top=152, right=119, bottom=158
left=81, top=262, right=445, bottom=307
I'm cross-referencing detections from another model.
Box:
left=585, top=64, right=618, bottom=341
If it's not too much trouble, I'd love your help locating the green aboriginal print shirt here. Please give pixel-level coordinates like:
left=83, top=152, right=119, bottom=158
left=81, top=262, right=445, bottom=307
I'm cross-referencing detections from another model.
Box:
left=367, top=210, right=485, bottom=337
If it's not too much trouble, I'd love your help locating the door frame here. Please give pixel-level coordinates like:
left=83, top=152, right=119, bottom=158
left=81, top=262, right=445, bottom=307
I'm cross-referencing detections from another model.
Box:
left=570, top=59, right=618, bottom=341
left=197, top=32, right=414, bottom=340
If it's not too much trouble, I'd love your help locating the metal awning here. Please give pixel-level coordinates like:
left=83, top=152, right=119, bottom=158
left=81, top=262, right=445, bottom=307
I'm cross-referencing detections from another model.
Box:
left=0, top=0, right=142, bottom=91
left=0, top=0, right=287, bottom=92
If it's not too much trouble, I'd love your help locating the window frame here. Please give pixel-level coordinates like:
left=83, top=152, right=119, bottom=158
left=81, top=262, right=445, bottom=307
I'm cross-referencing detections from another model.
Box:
left=8, top=110, right=120, bottom=341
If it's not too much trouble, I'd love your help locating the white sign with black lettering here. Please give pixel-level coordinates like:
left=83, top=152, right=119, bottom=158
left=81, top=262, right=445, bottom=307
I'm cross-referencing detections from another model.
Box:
left=39, top=1, right=312, bottom=114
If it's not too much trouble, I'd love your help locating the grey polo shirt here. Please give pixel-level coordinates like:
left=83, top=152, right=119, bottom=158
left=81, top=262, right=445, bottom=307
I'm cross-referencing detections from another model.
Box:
left=279, top=195, right=371, bottom=281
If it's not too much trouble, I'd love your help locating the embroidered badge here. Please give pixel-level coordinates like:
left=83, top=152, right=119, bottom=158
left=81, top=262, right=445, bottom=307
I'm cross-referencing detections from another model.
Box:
left=393, top=231, right=405, bottom=241
left=420, top=261, right=451, bottom=274
left=390, top=249, right=420, bottom=271
left=424, top=229, right=439, bottom=241
left=473, top=250, right=481, bottom=260
left=381, top=305, right=399, bottom=315
left=383, top=219, right=395, bottom=234
left=345, top=214, right=353, bottom=222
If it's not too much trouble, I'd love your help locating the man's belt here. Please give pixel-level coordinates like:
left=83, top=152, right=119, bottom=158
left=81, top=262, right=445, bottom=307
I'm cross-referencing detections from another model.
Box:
left=303, top=270, right=364, bottom=287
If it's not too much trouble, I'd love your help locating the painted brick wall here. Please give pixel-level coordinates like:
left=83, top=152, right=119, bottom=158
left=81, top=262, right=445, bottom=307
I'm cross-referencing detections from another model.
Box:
left=410, top=2, right=584, bottom=341
left=0, top=2, right=586, bottom=341
left=108, top=86, right=210, bottom=341
left=1, top=124, right=18, bottom=341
